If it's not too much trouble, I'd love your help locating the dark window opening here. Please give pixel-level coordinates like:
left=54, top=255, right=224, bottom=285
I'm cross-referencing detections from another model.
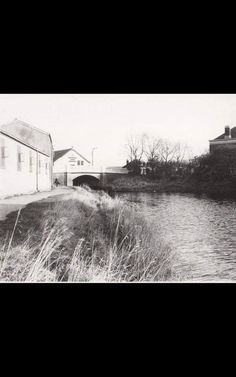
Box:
left=0, top=138, right=6, bottom=169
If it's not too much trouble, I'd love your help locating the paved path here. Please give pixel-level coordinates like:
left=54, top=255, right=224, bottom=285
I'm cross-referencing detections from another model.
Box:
left=0, top=187, right=73, bottom=221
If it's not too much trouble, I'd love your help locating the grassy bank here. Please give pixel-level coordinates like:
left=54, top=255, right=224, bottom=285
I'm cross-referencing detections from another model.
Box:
left=0, top=187, right=174, bottom=282
left=111, top=175, right=236, bottom=198
left=110, top=175, right=184, bottom=193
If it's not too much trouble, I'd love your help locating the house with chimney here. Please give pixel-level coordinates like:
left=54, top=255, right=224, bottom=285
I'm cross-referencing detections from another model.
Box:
left=0, top=119, right=53, bottom=198
left=209, top=125, right=236, bottom=153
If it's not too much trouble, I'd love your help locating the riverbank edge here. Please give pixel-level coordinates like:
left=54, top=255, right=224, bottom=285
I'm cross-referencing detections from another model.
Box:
left=110, top=176, right=236, bottom=199
left=0, top=186, right=175, bottom=282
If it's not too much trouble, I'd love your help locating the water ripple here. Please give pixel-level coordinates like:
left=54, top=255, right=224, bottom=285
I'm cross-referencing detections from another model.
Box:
left=119, top=192, right=236, bottom=281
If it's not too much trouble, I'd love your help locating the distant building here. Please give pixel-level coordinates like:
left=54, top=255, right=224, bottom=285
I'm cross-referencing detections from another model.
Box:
left=53, top=147, right=91, bottom=185
left=123, top=160, right=147, bottom=175
left=209, top=125, right=236, bottom=153
left=0, top=119, right=53, bottom=198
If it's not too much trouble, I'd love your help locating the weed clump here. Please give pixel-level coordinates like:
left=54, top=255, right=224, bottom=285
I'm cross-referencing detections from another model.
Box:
left=0, top=187, right=174, bottom=282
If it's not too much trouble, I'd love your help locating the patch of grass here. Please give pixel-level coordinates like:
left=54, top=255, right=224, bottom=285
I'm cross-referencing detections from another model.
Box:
left=0, top=186, right=175, bottom=282
left=111, top=175, right=184, bottom=193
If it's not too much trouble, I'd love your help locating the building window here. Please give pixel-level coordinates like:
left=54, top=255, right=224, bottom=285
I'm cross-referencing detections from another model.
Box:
left=0, top=138, right=7, bottom=169
left=81, top=161, right=84, bottom=165
left=45, top=160, right=48, bottom=175
left=29, top=150, right=33, bottom=173
left=17, top=145, right=23, bottom=171
left=38, top=157, right=41, bottom=174
left=77, top=161, right=80, bottom=165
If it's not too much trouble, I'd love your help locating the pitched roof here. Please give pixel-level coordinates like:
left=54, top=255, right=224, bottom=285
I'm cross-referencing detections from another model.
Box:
left=0, top=119, right=52, bottom=156
left=53, top=148, right=90, bottom=163
left=213, top=126, right=236, bottom=140
left=53, top=149, right=71, bottom=162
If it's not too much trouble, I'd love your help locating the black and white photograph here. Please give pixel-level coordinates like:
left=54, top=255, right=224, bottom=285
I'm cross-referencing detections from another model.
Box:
left=1, top=93, right=236, bottom=283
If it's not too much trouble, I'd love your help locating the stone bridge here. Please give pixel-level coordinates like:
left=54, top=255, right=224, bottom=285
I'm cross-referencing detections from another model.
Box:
left=54, top=166, right=128, bottom=188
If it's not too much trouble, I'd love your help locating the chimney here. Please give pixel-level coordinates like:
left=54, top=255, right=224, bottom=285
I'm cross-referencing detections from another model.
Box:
left=224, top=125, right=231, bottom=139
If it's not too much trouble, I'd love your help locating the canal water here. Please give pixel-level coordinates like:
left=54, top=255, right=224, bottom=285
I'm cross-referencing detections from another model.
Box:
left=119, top=192, right=236, bottom=282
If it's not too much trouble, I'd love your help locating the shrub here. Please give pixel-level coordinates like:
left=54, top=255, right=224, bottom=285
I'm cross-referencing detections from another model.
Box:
left=192, top=150, right=236, bottom=181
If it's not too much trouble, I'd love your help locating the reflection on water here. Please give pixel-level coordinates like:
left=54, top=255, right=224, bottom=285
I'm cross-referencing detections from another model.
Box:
left=119, top=192, right=236, bottom=281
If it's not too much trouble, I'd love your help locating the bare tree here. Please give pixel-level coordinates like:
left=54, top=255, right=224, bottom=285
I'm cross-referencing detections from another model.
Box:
left=159, top=139, right=179, bottom=164
left=126, top=134, right=147, bottom=162
left=144, top=135, right=162, bottom=162
left=125, top=134, right=191, bottom=178
left=157, top=140, right=189, bottom=164
left=174, top=143, right=190, bottom=164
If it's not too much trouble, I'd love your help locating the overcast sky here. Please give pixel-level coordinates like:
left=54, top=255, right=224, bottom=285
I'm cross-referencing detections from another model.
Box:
left=1, top=94, right=236, bottom=166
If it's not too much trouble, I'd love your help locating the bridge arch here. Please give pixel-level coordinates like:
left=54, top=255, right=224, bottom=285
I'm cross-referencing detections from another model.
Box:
left=72, top=174, right=101, bottom=188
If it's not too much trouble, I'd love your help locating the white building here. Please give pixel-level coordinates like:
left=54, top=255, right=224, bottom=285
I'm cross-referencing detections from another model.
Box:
left=53, top=147, right=91, bottom=185
left=0, top=119, right=53, bottom=198
left=53, top=147, right=129, bottom=187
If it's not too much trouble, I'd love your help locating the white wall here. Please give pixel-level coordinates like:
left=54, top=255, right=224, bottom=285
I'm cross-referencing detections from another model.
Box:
left=37, top=153, right=52, bottom=192
left=0, top=133, right=51, bottom=198
left=53, top=149, right=91, bottom=173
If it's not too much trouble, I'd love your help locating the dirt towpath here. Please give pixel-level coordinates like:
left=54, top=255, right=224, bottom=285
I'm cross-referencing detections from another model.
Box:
left=0, top=187, right=73, bottom=221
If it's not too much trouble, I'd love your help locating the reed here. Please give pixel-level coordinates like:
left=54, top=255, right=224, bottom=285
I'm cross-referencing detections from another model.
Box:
left=0, top=186, right=175, bottom=282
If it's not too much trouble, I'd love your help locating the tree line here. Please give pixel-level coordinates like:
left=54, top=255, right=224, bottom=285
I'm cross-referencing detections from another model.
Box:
left=125, top=134, right=236, bottom=182
left=125, top=134, right=190, bottom=178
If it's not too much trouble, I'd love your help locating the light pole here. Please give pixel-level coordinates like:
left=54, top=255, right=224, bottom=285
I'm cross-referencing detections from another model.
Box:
left=91, top=147, right=97, bottom=166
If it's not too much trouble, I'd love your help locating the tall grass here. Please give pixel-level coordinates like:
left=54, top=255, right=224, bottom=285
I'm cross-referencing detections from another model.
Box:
left=0, top=186, right=175, bottom=282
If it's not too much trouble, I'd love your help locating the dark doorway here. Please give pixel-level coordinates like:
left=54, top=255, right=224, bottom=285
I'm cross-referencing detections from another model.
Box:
left=64, top=172, right=67, bottom=186
left=72, top=175, right=101, bottom=188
